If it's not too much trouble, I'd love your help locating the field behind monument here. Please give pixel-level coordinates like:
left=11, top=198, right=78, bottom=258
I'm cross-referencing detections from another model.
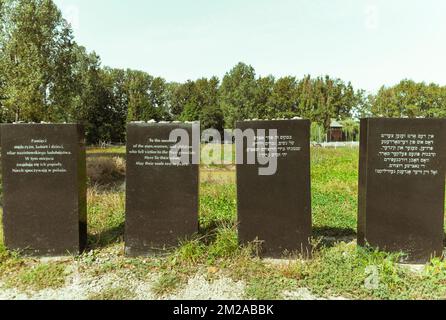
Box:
left=1, top=148, right=446, bottom=300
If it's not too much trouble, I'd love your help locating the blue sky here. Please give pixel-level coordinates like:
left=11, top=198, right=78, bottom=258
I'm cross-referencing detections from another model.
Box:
left=54, top=0, right=446, bottom=93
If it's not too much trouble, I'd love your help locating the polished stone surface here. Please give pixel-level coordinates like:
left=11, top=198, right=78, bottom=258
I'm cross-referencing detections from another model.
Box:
left=236, top=120, right=312, bottom=258
left=125, top=123, right=199, bottom=256
left=1, top=124, right=87, bottom=256
left=358, top=118, right=446, bottom=263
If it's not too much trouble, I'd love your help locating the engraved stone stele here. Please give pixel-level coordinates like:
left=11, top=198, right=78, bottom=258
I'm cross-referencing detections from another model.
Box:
left=236, top=119, right=312, bottom=258
left=125, top=122, right=199, bottom=256
left=1, top=124, right=87, bottom=256
left=358, top=118, right=446, bottom=263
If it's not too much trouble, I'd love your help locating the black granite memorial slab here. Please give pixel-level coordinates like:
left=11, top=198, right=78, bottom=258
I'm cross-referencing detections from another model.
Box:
left=358, top=118, right=446, bottom=263
left=236, top=119, right=312, bottom=258
left=1, top=124, right=87, bottom=256
left=125, top=122, right=199, bottom=256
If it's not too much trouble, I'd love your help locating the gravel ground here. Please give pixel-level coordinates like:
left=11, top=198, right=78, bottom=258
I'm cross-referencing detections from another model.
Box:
left=167, top=274, right=246, bottom=300
left=283, top=289, right=349, bottom=300
left=0, top=247, right=343, bottom=300
left=0, top=270, right=334, bottom=300
left=0, top=270, right=157, bottom=300
left=0, top=273, right=245, bottom=300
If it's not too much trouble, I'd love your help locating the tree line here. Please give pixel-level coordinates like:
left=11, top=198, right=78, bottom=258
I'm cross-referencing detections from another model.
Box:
left=1, top=0, right=446, bottom=144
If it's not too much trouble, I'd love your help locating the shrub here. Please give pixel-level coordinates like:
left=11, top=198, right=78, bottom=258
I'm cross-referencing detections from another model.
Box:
left=87, top=157, right=126, bottom=187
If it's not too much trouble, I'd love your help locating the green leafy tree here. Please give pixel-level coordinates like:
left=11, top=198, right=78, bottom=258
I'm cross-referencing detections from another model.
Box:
left=341, top=118, right=359, bottom=141
left=310, top=76, right=357, bottom=131
left=9, top=0, right=446, bottom=144
left=168, top=80, right=195, bottom=118
left=71, top=46, right=112, bottom=144
left=268, top=76, right=299, bottom=118
left=310, top=122, right=325, bottom=143
left=220, top=62, right=257, bottom=127
left=99, top=67, right=128, bottom=143
left=178, top=77, right=223, bottom=131
left=125, top=71, right=170, bottom=122
left=371, top=80, right=446, bottom=118
left=149, top=76, right=170, bottom=120
left=197, top=77, right=223, bottom=131
left=253, top=75, right=274, bottom=119
left=296, top=75, right=316, bottom=120
left=0, top=0, right=77, bottom=122
left=125, top=70, right=154, bottom=122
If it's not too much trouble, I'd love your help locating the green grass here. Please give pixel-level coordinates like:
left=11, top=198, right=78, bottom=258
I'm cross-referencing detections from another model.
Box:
left=312, top=148, right=358, bottom=235
left=245, top=274, right=297, bottom=300
left=88, top=286, right=136, bottom=300
left=296, top=243, right=446, bottom=299
left=87, top=187, right=126, bottom=248
left=151, top=271, right=184, bottom=296
left=5, top=263, right=69, bottom=291
left=1, top=148, right=446, bottom=299
left=201, top=144, right=236, bottom=166
left=87, top=144, right=237, bottom=167
left=87, top=146, right=126, bottom=154
left=0, top=248, right=24, bottom=280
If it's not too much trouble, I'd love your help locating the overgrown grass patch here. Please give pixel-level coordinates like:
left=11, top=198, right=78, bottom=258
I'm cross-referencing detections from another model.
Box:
left=0, top=249, right=24, bottom=279
left=312, top=148, right=358, bottom=235
left=87, top=157, right=126, bottom=187
left=87, top=187, right=125, bottom=248
left=245, top=275, right=297, bottom=300
left=151, top=271, right=185, bottom=297
left=5, top=262, right=69, bottom=292
left=0, top=210, right=26, bottom=279
left=199, top=178, right=237, bottom=231
left=88, top=286, right=136, bottom=300
left=87, top=146, right=126, bottom=154
left=296, top=242, right=446, bottom=300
